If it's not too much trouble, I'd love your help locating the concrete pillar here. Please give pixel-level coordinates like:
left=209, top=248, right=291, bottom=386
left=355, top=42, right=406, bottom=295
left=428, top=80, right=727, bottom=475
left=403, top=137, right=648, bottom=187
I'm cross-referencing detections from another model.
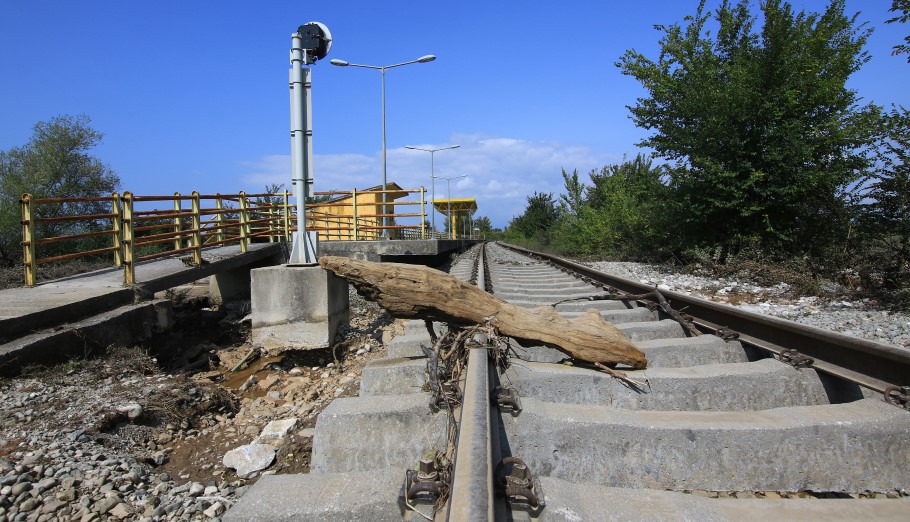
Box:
left=250, top=265, right=349, bottom=352
left=209, top=266, right=252, bottom=305
left=210, top=248, right=287, bottom=305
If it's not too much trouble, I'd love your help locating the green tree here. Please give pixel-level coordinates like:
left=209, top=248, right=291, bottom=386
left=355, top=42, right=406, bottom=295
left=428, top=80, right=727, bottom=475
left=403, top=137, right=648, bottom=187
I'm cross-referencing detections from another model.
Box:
left=507, top=192, right=560, bottom=243
left=474, top=216, right=493, bottom=234
left=554, top=155, right=673, bottom=258
left=889, top=0, right=910, bottom=61
left=617, top=0, right=876, bottom=262
left=858, top=107, right=910, bottom=301
left=559, top=169, right=587, bottom=217
left=0, top=115, right=120, bottom=265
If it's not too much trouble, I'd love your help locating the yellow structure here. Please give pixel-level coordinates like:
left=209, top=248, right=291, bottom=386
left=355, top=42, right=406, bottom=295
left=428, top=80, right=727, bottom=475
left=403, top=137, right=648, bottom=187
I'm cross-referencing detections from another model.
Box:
left=309, top=183, right=411, bottom=240
left=432, top=198, right=477, bottom=239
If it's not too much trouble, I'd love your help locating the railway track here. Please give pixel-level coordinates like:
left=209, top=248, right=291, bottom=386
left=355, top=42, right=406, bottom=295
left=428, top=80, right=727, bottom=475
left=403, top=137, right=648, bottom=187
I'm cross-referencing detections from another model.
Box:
left=227, top=242, right=910, bottom=521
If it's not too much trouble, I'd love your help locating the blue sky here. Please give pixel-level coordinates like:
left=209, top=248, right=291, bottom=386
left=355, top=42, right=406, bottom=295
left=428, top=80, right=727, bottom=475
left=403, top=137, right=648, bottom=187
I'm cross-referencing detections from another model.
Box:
left=1, top=1, right=908, bottom=228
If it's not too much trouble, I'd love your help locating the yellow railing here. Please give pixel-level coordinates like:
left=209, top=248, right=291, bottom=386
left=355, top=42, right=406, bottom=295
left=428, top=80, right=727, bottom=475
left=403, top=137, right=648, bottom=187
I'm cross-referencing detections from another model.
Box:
left=19, top=187, right=433, bottom=286
left=308, top=188, right=428, bottom=240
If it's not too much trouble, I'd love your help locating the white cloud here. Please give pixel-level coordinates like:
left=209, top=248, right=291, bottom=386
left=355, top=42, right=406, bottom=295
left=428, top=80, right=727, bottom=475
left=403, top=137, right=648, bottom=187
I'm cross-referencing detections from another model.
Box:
left=238, top=134, right=616, bottom=228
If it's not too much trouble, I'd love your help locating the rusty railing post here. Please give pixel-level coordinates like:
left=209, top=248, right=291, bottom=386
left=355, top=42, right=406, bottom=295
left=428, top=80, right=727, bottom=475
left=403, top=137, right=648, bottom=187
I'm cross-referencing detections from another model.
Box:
left=191, top=191, right=202, bottom=265
left=112, top=192, right=122, bottom=267
left=173, top=192, right=182, bottom=251
left=21, top=194, right=36, bottom=286
left=283, top=189, right=291, bottom=243
left=352, top=188, right=359, bottom=240
left=238, top=191, right=249, bottom=253
left=268, top=203, right=275, bottom=243
left=420, top=186, right=426, bottom=239
left=215, top=194, right=225, bottom=244
left=121, top=192, right=135, bottom=286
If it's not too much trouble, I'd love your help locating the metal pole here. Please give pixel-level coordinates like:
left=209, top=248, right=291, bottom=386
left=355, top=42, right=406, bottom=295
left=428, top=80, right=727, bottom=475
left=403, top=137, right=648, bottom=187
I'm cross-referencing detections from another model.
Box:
left=283, top=190, right=291, bottom=243
left=420, top=187, right=426, bottom=239
left=381, top=67, right=388, bottom=236
left=291, top=32, right=316, bottom=263
left=121, top=192, right=135, bottom=286
left=352, top=188, right=359, bottom=240
left=111, top=192, right=122, bottom=267
left=447, top=180, right=453, bottom=240
left=21, top=194, right=36, bottom=286
left=191, top=191, right=202, bottom=265
left=431, top=151, right=436, bottom=234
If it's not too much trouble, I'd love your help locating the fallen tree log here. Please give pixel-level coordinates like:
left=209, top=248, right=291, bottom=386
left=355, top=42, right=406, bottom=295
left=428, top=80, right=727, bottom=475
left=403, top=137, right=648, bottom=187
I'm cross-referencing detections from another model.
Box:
left=319, top=256, right=647, bottom=369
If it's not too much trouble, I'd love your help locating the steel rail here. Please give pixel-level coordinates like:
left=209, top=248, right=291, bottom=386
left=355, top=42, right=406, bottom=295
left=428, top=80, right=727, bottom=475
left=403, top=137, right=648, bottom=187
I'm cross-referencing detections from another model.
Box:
left=500, top=242, right=910, bottom=396
left=446, top=244, right=497, bottom=520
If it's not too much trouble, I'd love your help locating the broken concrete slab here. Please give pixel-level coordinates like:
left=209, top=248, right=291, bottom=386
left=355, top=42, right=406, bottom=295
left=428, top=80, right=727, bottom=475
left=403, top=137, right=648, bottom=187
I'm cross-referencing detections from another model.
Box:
left=255, top=418, right=298, bottom=444
left=222, top=444, right=276, bottom=479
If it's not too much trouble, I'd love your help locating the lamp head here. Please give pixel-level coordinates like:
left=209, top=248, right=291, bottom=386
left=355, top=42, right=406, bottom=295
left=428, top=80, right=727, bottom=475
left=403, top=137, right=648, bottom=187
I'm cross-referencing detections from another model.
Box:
left=417, top=55, right=436, bottom=63
left=329, top=59, right=350, bottom=66
left=296, top=22, right=333, bottom=64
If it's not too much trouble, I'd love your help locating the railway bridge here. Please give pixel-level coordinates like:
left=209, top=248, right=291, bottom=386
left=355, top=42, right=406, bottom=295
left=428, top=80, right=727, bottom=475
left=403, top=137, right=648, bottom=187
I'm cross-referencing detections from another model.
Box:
left=2, top=188, right=478, bottom=373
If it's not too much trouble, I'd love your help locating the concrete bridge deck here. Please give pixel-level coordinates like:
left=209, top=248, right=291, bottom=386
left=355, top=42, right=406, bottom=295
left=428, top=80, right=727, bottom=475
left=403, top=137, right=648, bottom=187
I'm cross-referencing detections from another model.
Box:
left=0, top=243, right=286, bottom=372
left=0, top=238, right=478, bottom=373
left=320, top=238, right=481, bottom=262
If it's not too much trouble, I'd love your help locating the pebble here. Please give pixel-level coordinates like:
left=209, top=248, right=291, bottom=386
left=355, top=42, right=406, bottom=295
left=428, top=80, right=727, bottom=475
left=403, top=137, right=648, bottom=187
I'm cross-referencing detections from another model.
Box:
left=95, top=496, right=120, bottom=514
left=204, top=501, right=225, bottom=517
left=188, top=482, right=205, bottom=497
left=116, top=403, right=143, bottom=420
left=10, top=482, right=31, bottom=496
left=109, top=502, right=133, bottom=519
left=19, top=498, right=40, bottom=512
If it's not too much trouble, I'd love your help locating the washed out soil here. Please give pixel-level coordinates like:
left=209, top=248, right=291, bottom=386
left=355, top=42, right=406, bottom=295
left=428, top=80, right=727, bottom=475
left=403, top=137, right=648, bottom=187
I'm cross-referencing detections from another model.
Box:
left=0, top=280, right=394, bottom=520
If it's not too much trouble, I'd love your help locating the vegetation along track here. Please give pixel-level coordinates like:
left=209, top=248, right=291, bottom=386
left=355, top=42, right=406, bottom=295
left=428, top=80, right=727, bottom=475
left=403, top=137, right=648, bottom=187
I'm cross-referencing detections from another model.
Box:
left=227, top=242, right=910, bottom=521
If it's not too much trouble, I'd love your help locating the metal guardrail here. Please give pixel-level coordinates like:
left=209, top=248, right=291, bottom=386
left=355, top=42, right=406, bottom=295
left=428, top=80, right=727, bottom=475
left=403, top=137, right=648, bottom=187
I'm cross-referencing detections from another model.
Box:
left=309, top=188, right=430, bottom=240
left=19, top=187, right=440, bottom=286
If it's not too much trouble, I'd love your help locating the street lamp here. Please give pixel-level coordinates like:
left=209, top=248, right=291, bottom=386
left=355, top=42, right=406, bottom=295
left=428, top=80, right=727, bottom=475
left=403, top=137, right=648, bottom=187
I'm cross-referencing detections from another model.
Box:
left=404, top=144, right=459, bottom=235
left=288, top=22, right=332, bottom=264
left=330, top=54, right=436, bottom=236
left=433, top=174, right=466, bottom=239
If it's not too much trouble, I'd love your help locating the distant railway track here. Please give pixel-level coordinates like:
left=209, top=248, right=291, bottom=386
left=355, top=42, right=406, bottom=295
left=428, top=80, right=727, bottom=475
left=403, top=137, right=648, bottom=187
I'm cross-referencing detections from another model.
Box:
left=227, top=241, right=910, bottom=521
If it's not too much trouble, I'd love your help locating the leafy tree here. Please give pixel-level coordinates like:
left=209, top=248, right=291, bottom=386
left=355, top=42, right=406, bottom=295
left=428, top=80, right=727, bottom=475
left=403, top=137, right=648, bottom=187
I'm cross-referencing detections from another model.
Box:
left=554, top=155, right=673, bottom=258
left=889, top=0, right=910, bottom=61
left=474, top=216, right=493, bottom=234
left=0, top=115, right=120, bottom=265
left=857, top=107, right=910, bottom=301
left=508, top=192, right=560, bottom=243
left=617, top=0, right=876, bottom=262
left=559, top=169, right=587, bottom=217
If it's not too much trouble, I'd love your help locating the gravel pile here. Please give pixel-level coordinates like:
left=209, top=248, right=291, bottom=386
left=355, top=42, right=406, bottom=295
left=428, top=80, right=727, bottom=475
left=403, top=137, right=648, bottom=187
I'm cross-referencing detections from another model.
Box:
left=589, top=261, right=910, bottom=350
left=0, top=352, right=241, bottom=521
left=0, top=286, right=393, bottom=522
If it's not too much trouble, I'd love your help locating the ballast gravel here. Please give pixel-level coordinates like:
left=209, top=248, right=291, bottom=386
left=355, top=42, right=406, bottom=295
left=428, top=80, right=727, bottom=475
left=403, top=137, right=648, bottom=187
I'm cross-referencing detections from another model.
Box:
left=588, top=261, right=910, bottom=350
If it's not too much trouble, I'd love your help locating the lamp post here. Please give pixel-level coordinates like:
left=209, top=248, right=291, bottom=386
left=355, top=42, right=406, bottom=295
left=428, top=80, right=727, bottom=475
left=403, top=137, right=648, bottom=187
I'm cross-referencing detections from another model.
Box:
left=330, top=55, right=436, bottom=236
left=404, top=144, right=459, bottom=236
left=433, top=174, right=466, bottom=239
left=288, top=22, right=332, bottom=264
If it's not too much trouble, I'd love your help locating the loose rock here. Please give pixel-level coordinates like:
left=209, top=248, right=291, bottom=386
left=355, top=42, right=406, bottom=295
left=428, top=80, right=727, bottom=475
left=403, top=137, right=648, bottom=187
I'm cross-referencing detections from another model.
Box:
left=222, top=444, right=276, bottom=479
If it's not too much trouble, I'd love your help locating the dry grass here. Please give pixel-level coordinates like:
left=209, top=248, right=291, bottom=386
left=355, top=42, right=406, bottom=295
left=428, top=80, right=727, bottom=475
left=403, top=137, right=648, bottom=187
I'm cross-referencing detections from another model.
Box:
left=0, top=258, right=114, bottom=290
